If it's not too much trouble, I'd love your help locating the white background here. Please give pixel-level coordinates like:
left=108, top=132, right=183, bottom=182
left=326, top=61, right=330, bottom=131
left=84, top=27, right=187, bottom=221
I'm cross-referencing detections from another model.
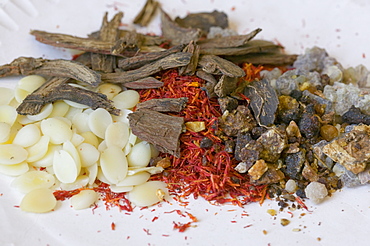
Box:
left=0, top=0, right=369, bottom=245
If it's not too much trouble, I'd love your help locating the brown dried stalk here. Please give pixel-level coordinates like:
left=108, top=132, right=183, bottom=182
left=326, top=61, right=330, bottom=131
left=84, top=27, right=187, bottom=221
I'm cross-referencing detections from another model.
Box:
left=124, top=77, right=164, bottom=89
left=0, top=57, right=101, bottom=86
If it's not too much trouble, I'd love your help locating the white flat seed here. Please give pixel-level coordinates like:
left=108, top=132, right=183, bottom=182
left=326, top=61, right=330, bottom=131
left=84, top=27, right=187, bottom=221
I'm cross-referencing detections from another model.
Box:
left=112, top=90, right=140, bottom=110
left=77, top=143, right=100, bottom=167
left=128, top=166, right=164, bottom=175
left=80, top=131, right=99, bottom=148
left=127, top=141, right=151, bottom=167
left=26, top=135, right=50, bottom=163
left=11, top=170, right=55, bottom=193
left=17, top=75, right=46, bottom=93
left=48, top=101, right=70, bottom=117
left=86, top=164, right=98, bottom=185
left=40, top=117, right=73, bottom=144
left=88, top=108, right=112, bottom=139
left=128, top=131, right=138, bottom=145
left=100, top=146, right=128, bottom=184
left=128, top=181, right=168, bottom=207
left=62, top=141, right=81, bottom=174
left=116, top=171, right=150, bottom=186
left=70, top=132, right=85, bottom=147
left=12, top=124, right=41, bottom=147
left=70, top=190, right=98, bottom=210
left=0, top=87, right=14, bottom=105
left=110, top=185, right=133, bottom=193
left=96, top=83, right=122, bottom=100
left=60, top=175, right=89, bottom=191
left=27, top=103, right=53, bottom=121
left=64, top=107, right=83, bottom=121
left=17, top=115, right=36, bottom=125
left=0, top=144, right=28, bottom=165
left=97, top=167, right=112, bottom=184
left=98, top=140, right=108, bottom=152
left=105, top=122, right=130, bottom=149
left=0, top=105, right=18, bottom=126
left=0, top=122, right=11, bottom=143
left=14, top=88, right=30, bottom=103
left=112, top=109, right=132, bottom=125
left=53, top=149, right=79, bottom=184
left=0, top=162, right=29, bottom=176
left=123, top=143, right=132, bottom=156
left=72, top=112, right=90, bottom=133
left=64, top=100, right=89, bottom=109
left=30, top=144, right=62, bottom=168
left=20, top=188, right=57, bottom=213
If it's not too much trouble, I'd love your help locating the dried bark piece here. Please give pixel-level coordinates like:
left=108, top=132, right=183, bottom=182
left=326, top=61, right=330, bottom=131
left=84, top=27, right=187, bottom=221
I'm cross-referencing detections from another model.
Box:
left=197, top=28, right=261, bottom=49
left=214, top=75, right=238, bottom=98
left=179, top=41, right=200, bottom=75
left=174, top=10, right=228, bottom=34
left=199, top=39, right=282, bottom=56
left=31, top=30, right=139, bottom=57
left=160, top=8, right=201, bottom=45
left=117, top=44, right=186, bottom=70
left=102, top=52, right=192, bottom=83
left=0, top=57, right=101, bottom=86
left=16, top=77, right=119, bottom=116
left=244, top=79, right=279, bottom=126
left=91, top=12, right=123, bottom=73
left=124, top=77, right=164, bottom=89
left=225, top=53, right=298, bottom=66
left=118, top=30, right=166, bottom=46
left=133, top=0, right=159, bottom=26
left=136, top=97, right=188, bottom=112
left=198, top=55, right=245, bottom=77
left=196, top=70, right=217, bottom=98
left=322, top=125, right=370, bottom=174
left=111, top=30, right=144, bottom=55
left=128, top=109, right=185, bottom=157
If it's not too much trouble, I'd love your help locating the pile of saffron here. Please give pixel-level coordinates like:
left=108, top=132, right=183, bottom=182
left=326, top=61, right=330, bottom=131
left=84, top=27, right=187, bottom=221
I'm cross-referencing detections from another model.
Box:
left=140, top=65, right=268, bottom=206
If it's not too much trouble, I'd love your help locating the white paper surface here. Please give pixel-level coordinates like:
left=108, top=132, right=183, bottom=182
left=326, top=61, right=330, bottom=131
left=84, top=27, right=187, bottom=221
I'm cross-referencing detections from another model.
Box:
left=0, top=1, right=369, bottom=245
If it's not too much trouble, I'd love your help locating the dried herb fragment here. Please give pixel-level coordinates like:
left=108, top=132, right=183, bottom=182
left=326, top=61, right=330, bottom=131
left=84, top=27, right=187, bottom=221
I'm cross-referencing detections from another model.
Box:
left=199, top=39, right=282, bottom=56
left=198, top=55, right=245, bottom=77
left=174, top=10, right=228, bottom=34
left=102, top=52, right=192, bottom=83
left=0, top=57, right=101, bottom=86
left=117, top=44, right=186, bottom=70
left=133, top=0, right=159, bottom=26
left=90, top=12, right=123, bottom=73
left=16, top=77, right=119, bottom=115
left=160, top=8, right=201, bottom=45
left=214, top=75, right=238, bottom=97
left=111, top=30, right=144, bottom=55
left=244, top=79, right=279, bottom=126
left=136, top=97, right=188, bottom=112
left=179, top=41, right=200, bottom=75
left=225, top=53, right=298, bottom=66
left=219, top=105, right=257, bottom=136
left=123, top=77, right=164, bottom=89
left=128, top=109, right=184, bottom=157
left=197, top=28, right=261, bottom=49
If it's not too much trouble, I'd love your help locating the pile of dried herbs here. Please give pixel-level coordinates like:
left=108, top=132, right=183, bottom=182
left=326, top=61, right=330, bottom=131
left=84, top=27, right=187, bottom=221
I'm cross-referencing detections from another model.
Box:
left=1, top=0, right=370, bottom=212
